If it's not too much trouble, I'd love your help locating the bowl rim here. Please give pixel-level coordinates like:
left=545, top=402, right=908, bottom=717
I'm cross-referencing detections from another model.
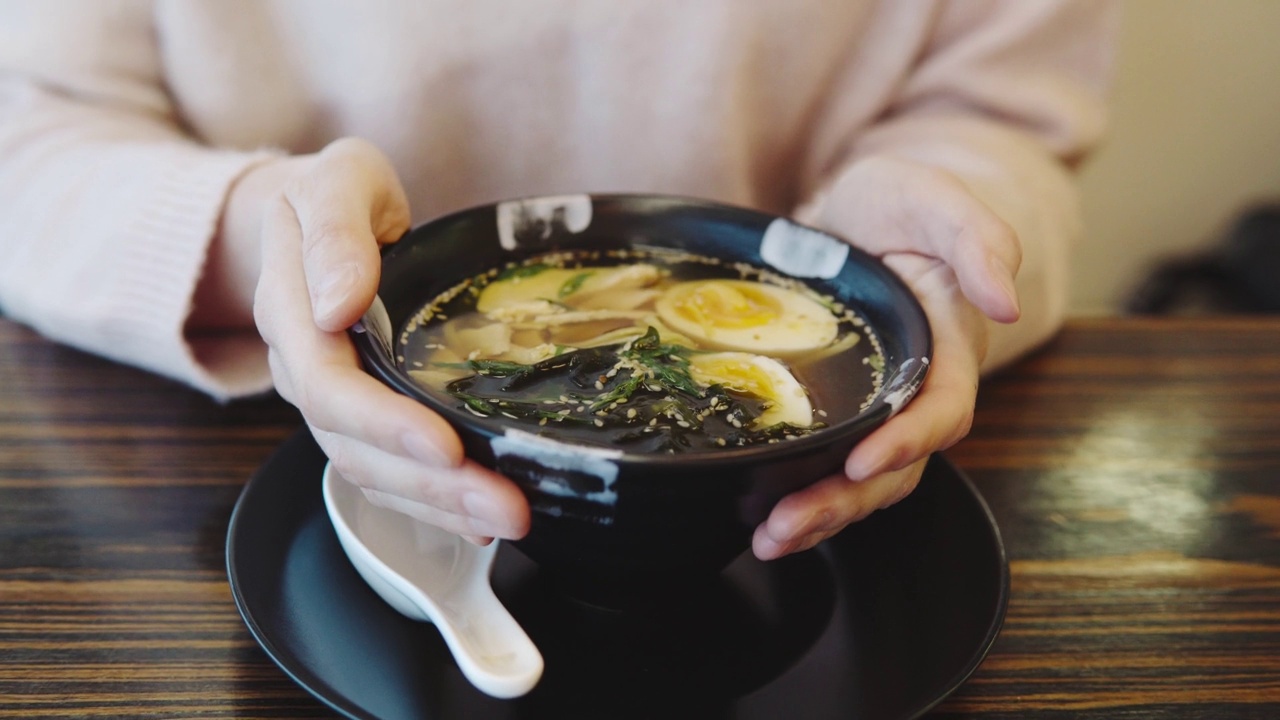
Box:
left=351, top=192, right=932, bottom=468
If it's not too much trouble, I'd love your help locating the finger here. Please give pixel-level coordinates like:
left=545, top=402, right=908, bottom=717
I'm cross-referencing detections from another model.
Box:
left=753, top=460, right=926, bottom=560
left=311, top=365, right=464, bottom=467
left=362, top=490, right=523, bottom=542
left=256, top=196, right=463, bottom=468
left=319, top=430, right=530, bottom=539
left=844, top=254, right=984, bottom=481
left=818, top=156, right=1022, bottom=323
left=948, top=211, right=1021, bottom=324
left=286, top=137, right=412, bottom=331
left=910, top=169, right=1021, bottom=323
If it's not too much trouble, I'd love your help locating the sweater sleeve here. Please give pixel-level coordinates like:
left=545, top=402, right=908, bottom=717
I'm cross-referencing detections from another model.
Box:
left=0, top=1, right=278, bottom=400
left=796, top=0, right=1120, bottom=371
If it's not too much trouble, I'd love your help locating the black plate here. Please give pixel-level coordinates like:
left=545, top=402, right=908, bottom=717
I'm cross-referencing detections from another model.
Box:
left=227, top=429, right=1008, bottom=720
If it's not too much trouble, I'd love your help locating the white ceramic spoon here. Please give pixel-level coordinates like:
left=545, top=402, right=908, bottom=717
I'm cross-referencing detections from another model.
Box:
left=322, top=462, right=544, bottom=698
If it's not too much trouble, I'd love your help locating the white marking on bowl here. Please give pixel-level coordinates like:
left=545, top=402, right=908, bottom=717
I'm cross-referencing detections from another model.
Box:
left=496, top=195, right=593, bottom=251
left=491, top=429, right=620, bottom=506
left=881, top=357, right=930, bottom=416
left=759, top=218, right=849, bottom=279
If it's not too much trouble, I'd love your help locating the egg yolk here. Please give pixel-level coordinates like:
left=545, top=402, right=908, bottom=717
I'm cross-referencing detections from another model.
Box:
left=691, top=355, right=777, bottom=398
left=668, top=281, right=782, bottom=331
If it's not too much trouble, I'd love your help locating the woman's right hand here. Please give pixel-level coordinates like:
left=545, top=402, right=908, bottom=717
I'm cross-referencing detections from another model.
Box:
left=229, top=138, right=530, bottom=544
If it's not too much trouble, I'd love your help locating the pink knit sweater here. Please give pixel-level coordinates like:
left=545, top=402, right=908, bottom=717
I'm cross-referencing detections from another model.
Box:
left=0, top=1, right=1117, bottom=400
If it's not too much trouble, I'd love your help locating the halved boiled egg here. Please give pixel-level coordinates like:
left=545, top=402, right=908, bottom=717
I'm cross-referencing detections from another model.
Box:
left=688, top=352, right=813, bottom=428
left=654, top=279, right=838, bottom=356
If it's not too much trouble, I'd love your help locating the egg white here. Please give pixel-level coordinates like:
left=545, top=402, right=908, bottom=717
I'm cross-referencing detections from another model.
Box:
left=688, top=352, right=813, bottom=428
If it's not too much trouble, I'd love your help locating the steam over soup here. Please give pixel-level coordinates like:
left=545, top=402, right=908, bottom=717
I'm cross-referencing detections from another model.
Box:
left=397, top=249, right=886, bottom=454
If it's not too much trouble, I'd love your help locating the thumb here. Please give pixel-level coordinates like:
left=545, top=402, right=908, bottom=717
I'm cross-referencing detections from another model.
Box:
left=285, top=138, right=412, bottom=332
left=815, top=156, right=1022, bottom=324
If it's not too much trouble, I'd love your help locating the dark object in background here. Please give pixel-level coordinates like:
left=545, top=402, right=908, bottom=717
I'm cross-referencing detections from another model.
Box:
left=1126, top=204, right=1280, bottom=314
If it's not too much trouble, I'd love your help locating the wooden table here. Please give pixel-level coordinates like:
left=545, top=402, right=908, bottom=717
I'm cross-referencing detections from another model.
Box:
left=2, top=316, right=1278, bottom=718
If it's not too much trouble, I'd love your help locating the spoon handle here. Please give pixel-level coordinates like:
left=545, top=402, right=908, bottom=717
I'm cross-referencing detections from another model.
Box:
left=434, top=584, right=544, bottom=699
left=322, top=464, right=544, bottom=698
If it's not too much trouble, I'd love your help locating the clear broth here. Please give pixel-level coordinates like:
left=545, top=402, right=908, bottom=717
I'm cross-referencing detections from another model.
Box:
left=397, top=248, right=885, bottom=453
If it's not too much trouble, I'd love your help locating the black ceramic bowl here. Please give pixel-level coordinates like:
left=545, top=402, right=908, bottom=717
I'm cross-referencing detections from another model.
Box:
left=352, top=194, right=931, bottom=586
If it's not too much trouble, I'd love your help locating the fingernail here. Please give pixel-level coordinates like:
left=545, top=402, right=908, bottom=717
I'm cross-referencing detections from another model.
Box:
left=462, top=492, right=514, bottom=538
left=754, top=533, right=789, bottom=561
left=988, top=255, right=1020, bottom=317
left=313, top=262, right=361, bottom=324
left=845, top=454, right=882, bottom=482
left=401, top=431, right=450, bottom=467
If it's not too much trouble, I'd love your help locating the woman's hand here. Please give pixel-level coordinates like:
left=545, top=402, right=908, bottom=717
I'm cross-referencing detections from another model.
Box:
left=753, top=156, right=1019, bottom=560
left=229, top=138, right=530, bottom=545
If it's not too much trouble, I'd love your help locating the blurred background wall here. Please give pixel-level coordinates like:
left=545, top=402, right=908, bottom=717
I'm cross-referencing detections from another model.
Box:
left=1072, top=0, right=1280, bottom=314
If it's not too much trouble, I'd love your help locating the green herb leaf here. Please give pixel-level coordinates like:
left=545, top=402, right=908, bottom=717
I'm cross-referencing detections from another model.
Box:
left=457, top=394, right=496, bottom=416
left=496, top=263, right=552, bottom=281
left=629, top=326, right=662, bottom=353
left=622, top=328, right=702, bottom=398
left=558, top=271, right=593, bottom=298
left=436, top=359, right=535, bottom=378
left=589, top=372, right=644, bottom=412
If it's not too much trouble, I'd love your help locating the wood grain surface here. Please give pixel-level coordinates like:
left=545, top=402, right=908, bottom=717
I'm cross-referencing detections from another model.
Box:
left=2, top=316, right=1279, bottom=718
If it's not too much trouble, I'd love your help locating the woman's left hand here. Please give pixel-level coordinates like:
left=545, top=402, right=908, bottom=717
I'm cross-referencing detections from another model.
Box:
left=753, top=156, right=1020, bottom=560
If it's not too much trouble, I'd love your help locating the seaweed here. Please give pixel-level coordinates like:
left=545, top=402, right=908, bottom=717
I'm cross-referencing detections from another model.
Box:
left=438, top=326, right=822, bottom=452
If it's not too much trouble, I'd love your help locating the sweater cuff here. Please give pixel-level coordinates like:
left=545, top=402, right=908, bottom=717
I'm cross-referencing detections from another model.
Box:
left=107, top=148, right=280, bottom=402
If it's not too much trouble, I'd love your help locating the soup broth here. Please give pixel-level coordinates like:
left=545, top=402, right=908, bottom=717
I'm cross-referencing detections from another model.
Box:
left=397, top=248, right=885, bottom=454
